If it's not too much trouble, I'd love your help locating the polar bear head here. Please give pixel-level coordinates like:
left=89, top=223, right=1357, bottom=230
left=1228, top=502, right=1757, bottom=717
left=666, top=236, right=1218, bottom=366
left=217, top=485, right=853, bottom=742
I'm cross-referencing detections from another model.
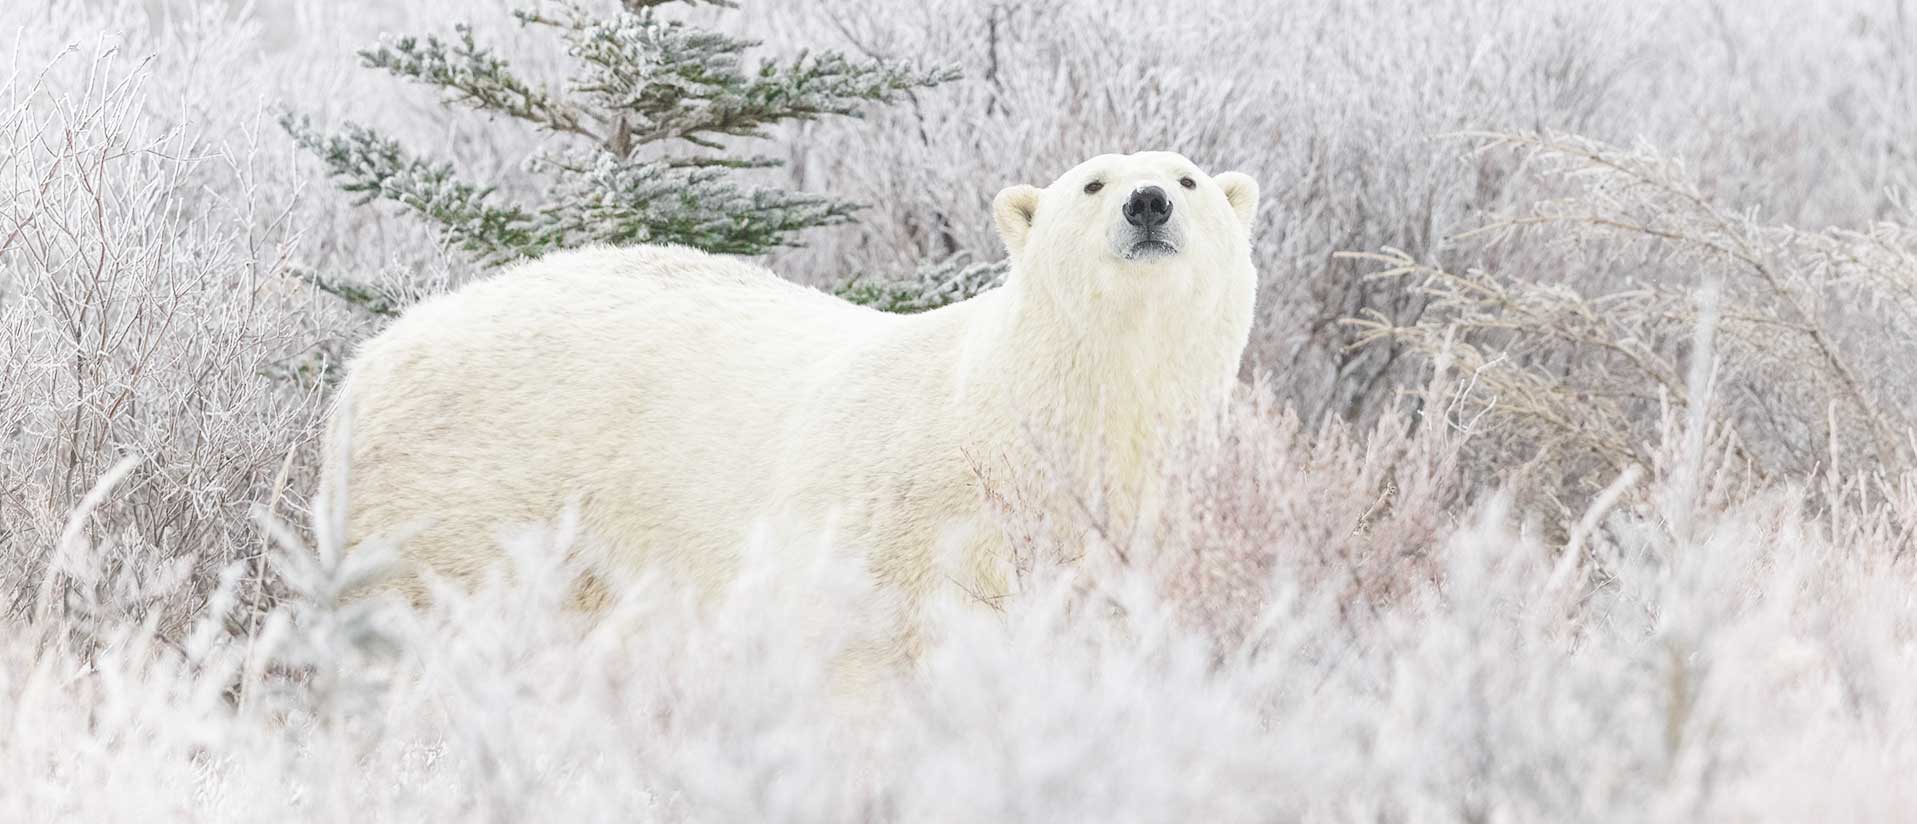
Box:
left=991, top=151, right=1259, bottom=312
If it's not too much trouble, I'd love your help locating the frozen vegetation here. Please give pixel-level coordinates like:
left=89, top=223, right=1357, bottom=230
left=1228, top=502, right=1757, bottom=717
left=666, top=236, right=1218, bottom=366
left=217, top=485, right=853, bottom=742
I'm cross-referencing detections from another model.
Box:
left=2, top=0, right=1915, bottom=820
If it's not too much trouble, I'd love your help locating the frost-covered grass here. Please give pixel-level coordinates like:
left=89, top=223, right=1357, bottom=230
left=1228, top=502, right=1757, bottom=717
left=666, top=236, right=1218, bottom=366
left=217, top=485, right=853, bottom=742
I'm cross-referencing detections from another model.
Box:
left=4, top=0, right=1916, bottom=820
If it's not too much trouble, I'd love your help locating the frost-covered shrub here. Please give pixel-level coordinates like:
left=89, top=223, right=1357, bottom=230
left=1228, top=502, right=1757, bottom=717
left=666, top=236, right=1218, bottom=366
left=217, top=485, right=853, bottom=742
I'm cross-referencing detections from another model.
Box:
left=5, top=369, right=1916, bottom=821
left=0, top=35, right=329, bottom=633
left=1349, top=132, right=1917, bottom=513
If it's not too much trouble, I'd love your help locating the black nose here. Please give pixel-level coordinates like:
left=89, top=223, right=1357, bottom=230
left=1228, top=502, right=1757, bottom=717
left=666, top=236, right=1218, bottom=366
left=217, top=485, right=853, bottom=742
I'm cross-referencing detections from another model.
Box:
left=1123, top=186, right=1172, bottom=228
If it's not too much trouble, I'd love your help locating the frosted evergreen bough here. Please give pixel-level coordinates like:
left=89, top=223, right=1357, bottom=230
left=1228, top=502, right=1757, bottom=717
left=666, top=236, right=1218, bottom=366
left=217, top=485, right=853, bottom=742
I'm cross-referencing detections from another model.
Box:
left=283, top=0, right=957, bottom=274
left=833, top=253, right=1010, bottom=315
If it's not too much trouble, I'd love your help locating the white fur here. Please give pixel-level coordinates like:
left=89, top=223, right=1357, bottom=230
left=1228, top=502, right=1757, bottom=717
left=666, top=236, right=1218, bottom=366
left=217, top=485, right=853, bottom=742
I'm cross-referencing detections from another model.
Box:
left=328, top=151, right=1259, bottom=666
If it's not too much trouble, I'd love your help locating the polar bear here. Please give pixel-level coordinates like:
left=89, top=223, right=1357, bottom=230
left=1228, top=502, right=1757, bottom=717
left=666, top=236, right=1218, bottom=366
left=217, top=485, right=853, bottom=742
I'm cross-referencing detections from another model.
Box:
left=327, top=151, right=1258, bottom=663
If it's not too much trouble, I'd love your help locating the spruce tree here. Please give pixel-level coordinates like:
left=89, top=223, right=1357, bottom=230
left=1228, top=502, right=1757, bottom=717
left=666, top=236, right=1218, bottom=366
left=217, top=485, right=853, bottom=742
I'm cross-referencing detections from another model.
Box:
left=284, top=0, right=957, bottom=282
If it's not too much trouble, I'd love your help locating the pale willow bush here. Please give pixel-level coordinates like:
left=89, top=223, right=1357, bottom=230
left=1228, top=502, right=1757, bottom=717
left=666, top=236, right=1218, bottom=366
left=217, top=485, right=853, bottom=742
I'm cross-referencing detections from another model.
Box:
left=0, top=36, right=328, bottom=634
left=1348, top=132, right=1917, bottom=514
left=7, top=380, right=1917, bottom=821
left=6, top=0, right=1917, bottom=821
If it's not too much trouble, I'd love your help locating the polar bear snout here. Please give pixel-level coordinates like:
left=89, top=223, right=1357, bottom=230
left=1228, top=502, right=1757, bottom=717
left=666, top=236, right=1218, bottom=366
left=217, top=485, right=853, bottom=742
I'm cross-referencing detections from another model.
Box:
left=1123, top=185, right=1172, bottom=228
left=1115, top=184, right=1183, bottom=262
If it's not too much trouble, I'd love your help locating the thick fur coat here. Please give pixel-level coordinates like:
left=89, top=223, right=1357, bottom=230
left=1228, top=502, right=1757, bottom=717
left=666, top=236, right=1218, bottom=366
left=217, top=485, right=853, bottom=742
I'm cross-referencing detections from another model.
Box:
left=328, top=151, right=1259, bottom=665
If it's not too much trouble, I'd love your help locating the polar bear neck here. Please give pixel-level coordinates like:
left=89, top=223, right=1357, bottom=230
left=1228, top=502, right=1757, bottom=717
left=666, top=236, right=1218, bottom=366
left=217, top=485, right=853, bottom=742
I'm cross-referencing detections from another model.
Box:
left=959, top=260, right=1247, bottom=499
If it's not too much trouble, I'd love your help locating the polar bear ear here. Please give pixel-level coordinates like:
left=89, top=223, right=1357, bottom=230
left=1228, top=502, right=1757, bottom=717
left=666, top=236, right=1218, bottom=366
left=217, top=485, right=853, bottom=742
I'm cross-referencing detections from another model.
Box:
left=993, top=185, right=1042, bottom=256
left=1214, top=172, right=1259, bottom=228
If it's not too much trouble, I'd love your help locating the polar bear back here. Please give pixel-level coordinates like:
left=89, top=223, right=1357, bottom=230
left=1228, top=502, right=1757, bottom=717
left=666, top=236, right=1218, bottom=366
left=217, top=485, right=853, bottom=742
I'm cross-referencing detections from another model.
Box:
left=332, top=245, right=911, bottom=600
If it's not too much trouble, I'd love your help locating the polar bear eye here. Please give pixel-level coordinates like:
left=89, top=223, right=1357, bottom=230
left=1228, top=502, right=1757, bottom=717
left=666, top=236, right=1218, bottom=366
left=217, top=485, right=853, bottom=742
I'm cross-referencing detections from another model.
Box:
left=1179, top=176, right=1197, bottom=190
left=1083, top=180, right=1104, bottom=194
